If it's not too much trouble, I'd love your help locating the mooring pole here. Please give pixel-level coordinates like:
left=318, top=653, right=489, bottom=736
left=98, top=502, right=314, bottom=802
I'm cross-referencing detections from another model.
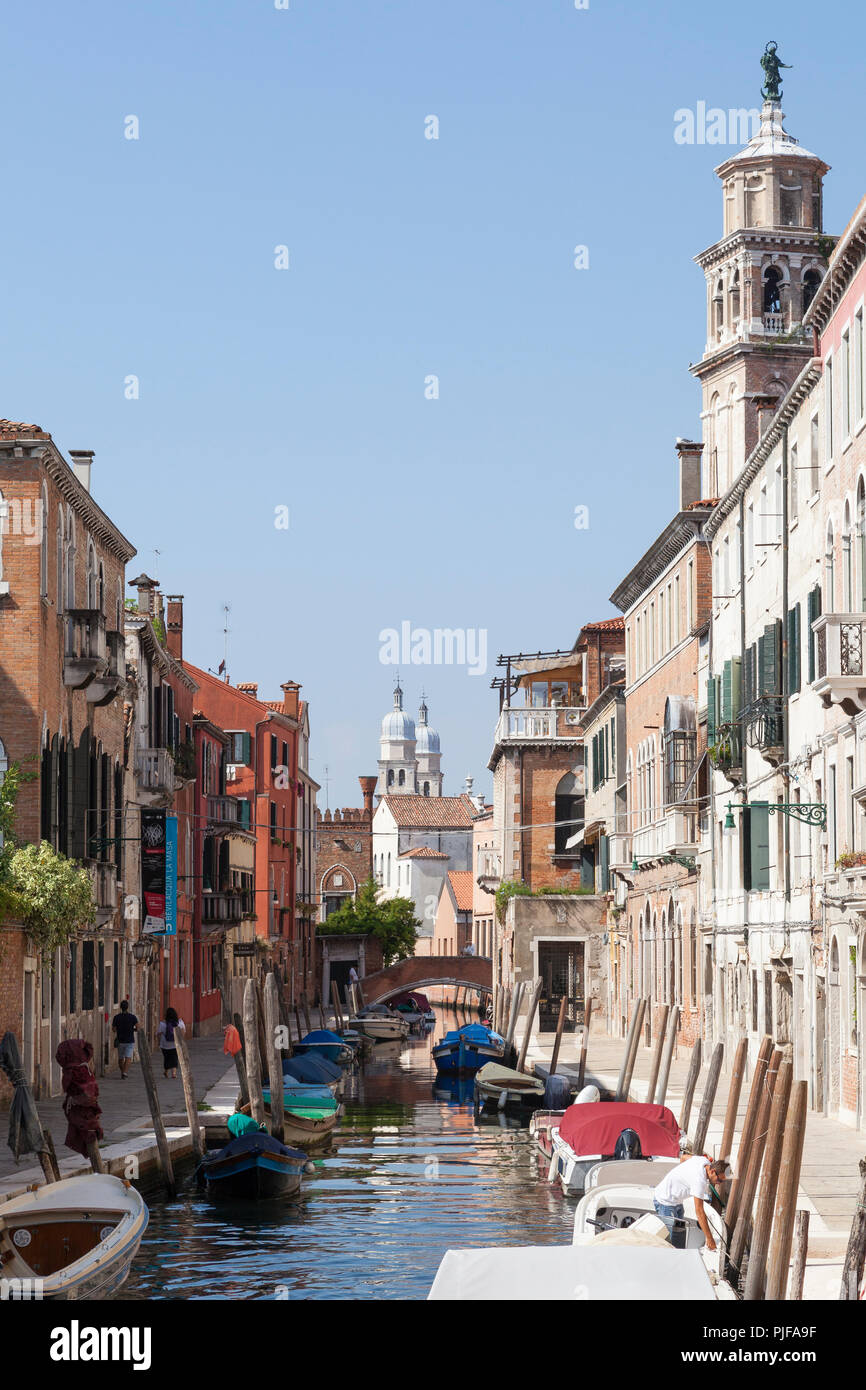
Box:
left=692, top=1040, right=724, bottom=1154
left=175, top=1023, right=204, bottom=1163
left=264, top=973, right=285, bottom=1142
left=679, top=1038, right=702, bottom=1135
left=243, top=977, right=266, bottom=1128
left=654, top=1006, right=678, bottom=1107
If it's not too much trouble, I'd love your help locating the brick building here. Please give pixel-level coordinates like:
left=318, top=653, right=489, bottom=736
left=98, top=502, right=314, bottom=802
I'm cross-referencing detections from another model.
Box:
left=316, top=776, right=376, bottom=921
left=0, top=423, right=135, bottom=1095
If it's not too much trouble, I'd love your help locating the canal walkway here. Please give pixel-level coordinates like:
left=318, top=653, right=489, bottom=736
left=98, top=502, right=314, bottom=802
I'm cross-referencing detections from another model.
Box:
left=519, top=1021, right=865, bottom=1247
left=0, top=1036, right=234, bottom=1198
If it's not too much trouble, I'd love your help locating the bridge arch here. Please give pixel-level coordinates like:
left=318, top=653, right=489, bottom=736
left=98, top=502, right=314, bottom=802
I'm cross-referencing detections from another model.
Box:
left=362, top=955, right=492, bottom=1005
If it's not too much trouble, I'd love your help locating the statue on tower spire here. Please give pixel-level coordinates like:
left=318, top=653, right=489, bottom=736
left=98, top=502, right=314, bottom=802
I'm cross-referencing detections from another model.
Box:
left=760, top=42, right=791, bottom=102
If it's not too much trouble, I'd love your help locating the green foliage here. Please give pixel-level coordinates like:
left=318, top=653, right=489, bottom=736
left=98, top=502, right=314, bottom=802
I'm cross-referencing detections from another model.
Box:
left=169, top=740, right=196, bottom=781
left=0, top=763, right=22, bottom=921
left=8, top=841, right=96, bottom=958
left=495, top=877, right=593, bottom=924
left=317, top=877, right=418, bottom=965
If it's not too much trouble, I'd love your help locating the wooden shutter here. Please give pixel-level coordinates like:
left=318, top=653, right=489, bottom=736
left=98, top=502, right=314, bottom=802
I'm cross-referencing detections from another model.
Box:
left=787, top=604, right=801, bottom=694
left=707, top=677, right=717, bottom=744
left=760, top=620, right=782, bottom=695
left=743, top=645, right=755, bottom=708
left=599, top=834, right=610, bottom=893
left=722, top=660, right=732, bottom=722
left=241, top=730, right=251, bottom=765
left=744, top=801, right=771, bottom=891
left=807, top=584, right=821, bottom=683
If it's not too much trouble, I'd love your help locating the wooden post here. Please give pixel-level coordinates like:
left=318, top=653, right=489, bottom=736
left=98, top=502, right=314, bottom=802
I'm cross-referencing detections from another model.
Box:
left=726, top=1034, right=773, bottom=1234
left=742, top=1056, right=793, bottom=1300
left=789, top=1210, right=810, bottom=1301
left=503, top=982, right=523, bottom=1054
left=294, top=1004, right=304, bottom=1044
left=692, top=1040, right=724, bottom=1153
left=273, top=965, right=294, bottom=1056
left=516, top=979, right=543, bottom=1074
left=42, top=1131, right=62, bottom=1184
left=577, top=998, right=594, bottom=1091
left=679, top=1039, right=702, bottom=1134
left=301, top=992, right=312, bottom=1036
left=765, top=1080, right=808, bottom=1300
left=243, top=977, right=266, bottom=1128
left=264, top=974, right=285, bottom=1142
left=331, top=982, right=344, bottom=1033
left=85, top=1137, right=106, bottom=1174
left=654, top=1005, right=678, bottom=1107
left=493, top=986, right=501, bottom=1034
left=231, top=1010, right=250, bottom=1106
left=318, top=996, right=326, bottom=1031
left=840, top=1156, right=866, bottom=1301
left=645, top=1003, right=670, bottom=1104
left=729, top=1048, right=783, bottom=1287
left=254, top=975, right=269, bottom=1065
left=719, top=1037, right=748, bottom=1163
left=548, top=994, right=568, bottom=1078
left=137, top=1032, right=176, bottom=1196
left=615, top=1000, right=641, bottom=1102
left=618, top=996, right=647, bottom=1102
left=175, top=1024, right=204, bottom=1163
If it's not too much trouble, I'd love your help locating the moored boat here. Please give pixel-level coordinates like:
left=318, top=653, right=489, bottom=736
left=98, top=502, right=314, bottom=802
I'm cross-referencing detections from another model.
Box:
left=262, top=1082, right=339, bottom=1111
left=350, top=1005, right=409, bottom=1042
left=199, top=1131, right=313, bottom=1200
left=432, top=1022, right=505, bottom=1075
left=294, top=1028, right=355, bottom=1065
left=547, top=1101, right=681, bottom=1196
left=283, top=1053, right=342, bottom=1089
left=474, top=1062, right=546, bottom=1111
left=0, top=1173, right=147, bottom=1299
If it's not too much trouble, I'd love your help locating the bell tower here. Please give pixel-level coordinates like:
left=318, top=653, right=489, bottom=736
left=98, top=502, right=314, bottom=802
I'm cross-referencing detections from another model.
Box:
left=691, top=47, right=830, bottom=498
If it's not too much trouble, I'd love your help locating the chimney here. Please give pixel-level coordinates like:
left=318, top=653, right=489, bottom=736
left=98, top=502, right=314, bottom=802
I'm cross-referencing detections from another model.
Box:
left=237, top=682, right=259, bottom=699
left=166, top=594, right=184, bottom=661
left=675, top=439, right=704, bottom=509
left=359, top=776, right=377, bottom=816
left=281, top=680, right=301, bottom=718
left=69, top=449, right=94, bottom=493
left=128, top=572, right=158, bottom=617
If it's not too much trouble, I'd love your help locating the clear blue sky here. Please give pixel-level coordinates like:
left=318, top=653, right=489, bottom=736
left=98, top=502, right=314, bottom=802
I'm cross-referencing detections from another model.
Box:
left=2, top=1, right=861, bottom=805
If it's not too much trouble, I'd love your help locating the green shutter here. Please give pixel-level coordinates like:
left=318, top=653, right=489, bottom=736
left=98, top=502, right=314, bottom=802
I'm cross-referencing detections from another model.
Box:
left=241, top=730, right=251, bottom=765
left=610, top=717, right=616, bottom=779
left=722, top=660, right=732, bottom=722
left=807, top=584, right=821, bottom=683
left=239, top=799, right=251, bottom=830
left=707, top=676, right=717, bottom=745
left=580, top=845, right=595, bottom=890
left=599, top=834, right=610, bottom=893
left=744, top=801, right=771, bottom=891
left=787, top=604, right=801, bottom=695
left=760, top=620, right=781, bottom=695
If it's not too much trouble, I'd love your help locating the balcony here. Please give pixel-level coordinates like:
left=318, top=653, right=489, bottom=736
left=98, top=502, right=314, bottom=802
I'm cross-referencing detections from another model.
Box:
left=90, top=861, right=118, bottom=916
left=812, top=614, right=866, bottom=714
left=135, top=747, right=176, bottom=804
left=492, top=705, right=586, bottom=746
left=632, top=807, right=699, bottom=865
left=202, top=893, right=245, bottom=929
left=86, top=630, right=126, bottom=706
left=608, top=832, right=633, bottom=871
left=207, top=794, right=242, bottom=827
left=63, top=609, right=107, bottom=689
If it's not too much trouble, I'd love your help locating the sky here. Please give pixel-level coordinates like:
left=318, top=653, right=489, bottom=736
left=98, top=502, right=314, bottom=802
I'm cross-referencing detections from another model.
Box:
left=2, top=1, right=864, bottom=807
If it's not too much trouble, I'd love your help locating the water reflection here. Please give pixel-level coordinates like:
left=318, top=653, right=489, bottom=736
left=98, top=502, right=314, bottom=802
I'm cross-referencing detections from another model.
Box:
left=119, top=1009, right=574, bottom=1301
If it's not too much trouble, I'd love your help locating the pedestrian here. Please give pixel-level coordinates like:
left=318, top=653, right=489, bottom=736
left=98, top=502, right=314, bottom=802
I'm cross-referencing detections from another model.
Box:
left=653, top=1153, right=729, bottom=1250
left=157, top=1006, right=185, bottom=1079
left=111, top=999, right=138, bottom=1079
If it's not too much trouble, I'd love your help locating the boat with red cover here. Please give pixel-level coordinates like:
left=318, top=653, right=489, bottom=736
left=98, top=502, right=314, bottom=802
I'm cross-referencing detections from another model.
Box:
left=547, top=1101, right=681, bottom=1196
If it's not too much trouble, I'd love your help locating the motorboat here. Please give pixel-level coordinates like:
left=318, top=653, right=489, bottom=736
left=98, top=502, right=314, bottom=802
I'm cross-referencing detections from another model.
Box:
left=294, top=1029, right=355, bottom=1066
left=427, top=1241, right=718, bottom=1301
left=474, top=1062, right=545, bottom=1112
left=583, top=1158, right=679, bottom=1191
left=572, top=1180, right=726, bottom=1253
left=547, top=1101, right=681, bottom=1196
left=432, top=1023, right=505, bottom=1075
left=0, top=1173, right=147, bottom=1300
left=350, top=1005, right=409, bottom=1042
left=390, top=991, right=434, bottom=1027
left=529, top=1085, right=599, bottom=1158
left=199, top=1132, right=314, bottom=1200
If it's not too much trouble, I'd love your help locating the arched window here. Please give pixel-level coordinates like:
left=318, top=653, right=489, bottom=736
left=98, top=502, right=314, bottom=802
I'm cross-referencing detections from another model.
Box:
left=857, top=477, right=866, bottom=612
left=116, top=578, right=123, bottom=633
left=40, top=483, right=49, bottom=598
left=86, top=542, right=97, bottom=609
left=713, top=278, right=724, bottom=339
left=387, top=769, right=394, bottom=788
left=676, top=908, right=684, bottom=1006
left=423, top=781, right=430, bottom=796
left=66, top=510, right=76, bottom=610
left=554, top=770, right=584, bottom=856
left=729, top=269, right=740, bottom=326
left=763, top=266, right=783, bottom=316
left=397, top=769, right=405, bottom=786
left=802, top=268, right=822, bottom=316
left=56, top=510, right=64, bottom=609
left=843, top=500, right=853, bottom=611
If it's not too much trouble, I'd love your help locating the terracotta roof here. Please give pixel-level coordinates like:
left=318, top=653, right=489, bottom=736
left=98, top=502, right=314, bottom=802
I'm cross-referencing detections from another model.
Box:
left=398, top=846, right=449, bottom=859
left=0, top=419, right=50, bottom=440
left=687, top=497, right=718, bottom=510
left=447, top=870, right=474, bottom=912
left=381, top=794, right=476, bottom=827
left=579, top=617, right=625, bottom=632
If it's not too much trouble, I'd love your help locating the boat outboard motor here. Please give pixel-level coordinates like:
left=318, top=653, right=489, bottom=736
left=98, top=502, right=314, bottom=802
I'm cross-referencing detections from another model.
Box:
left=613, top=1127, right=644, bottom=1161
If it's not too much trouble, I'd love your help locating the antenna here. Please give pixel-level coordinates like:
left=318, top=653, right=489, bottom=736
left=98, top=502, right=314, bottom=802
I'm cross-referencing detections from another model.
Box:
left=323, top=764, right=330, bottom=810
left=222, top=603, right=231, bottom=680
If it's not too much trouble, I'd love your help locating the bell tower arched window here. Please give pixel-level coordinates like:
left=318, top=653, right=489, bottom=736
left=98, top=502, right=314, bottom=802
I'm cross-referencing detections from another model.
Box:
left=802, top=269, right=822, bottom=316
left=763, top=266, right=783, bottom=316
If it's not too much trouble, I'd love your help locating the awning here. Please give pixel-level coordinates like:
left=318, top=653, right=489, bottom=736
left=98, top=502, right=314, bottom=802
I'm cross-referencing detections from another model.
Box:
left=565, top=828, right=585, bottom=850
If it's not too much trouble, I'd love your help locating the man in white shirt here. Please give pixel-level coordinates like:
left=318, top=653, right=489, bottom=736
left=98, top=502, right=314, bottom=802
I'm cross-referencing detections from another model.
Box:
left=653, top=1154, right=728, bottom=1251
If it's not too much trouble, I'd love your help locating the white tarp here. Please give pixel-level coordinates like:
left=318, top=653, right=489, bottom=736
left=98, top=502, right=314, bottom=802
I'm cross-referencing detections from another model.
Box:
left=427, top=1244, right=716, bottom=1301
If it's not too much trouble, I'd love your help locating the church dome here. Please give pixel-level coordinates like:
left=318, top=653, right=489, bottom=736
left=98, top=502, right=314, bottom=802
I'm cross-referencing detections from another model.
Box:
left=381, top=682, right=415, bottom=742
left=416, top=697, right=440, bottom=753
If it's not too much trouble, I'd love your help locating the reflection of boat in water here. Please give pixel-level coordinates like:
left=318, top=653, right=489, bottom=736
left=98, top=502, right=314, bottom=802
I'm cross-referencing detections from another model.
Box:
left=432, top=1074, right=475, bottom=1105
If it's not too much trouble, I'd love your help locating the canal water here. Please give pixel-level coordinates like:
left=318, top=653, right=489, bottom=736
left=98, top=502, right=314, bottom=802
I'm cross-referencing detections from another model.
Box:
left=119, top=1010, right=575, bottom=1300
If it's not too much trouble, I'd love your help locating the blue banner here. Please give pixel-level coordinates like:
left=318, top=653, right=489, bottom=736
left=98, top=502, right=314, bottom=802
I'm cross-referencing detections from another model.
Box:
left=164, top=814, right=178, bottom=937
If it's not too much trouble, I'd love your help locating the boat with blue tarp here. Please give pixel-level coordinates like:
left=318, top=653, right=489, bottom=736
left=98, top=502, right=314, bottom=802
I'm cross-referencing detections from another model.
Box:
left=432, top=1022, right=506, bottom=1074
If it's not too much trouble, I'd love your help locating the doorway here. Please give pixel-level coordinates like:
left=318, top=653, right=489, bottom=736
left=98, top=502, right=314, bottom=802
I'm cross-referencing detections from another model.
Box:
left=537, top=941, right=584, bottom=1032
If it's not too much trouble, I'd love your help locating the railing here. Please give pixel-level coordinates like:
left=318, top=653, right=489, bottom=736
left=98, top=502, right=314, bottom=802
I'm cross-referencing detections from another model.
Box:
left=493, top=705, right=586, bottom=743
left=64, top=609, right=107, bottom=661
left=608, top=832, right=632, bottom=868
left=632, top=807, right=699, bottom=861
left=136, top=747, right=175, bottom=795
left=207, top=794, right=241, bottom=825
left=202, top=893, right=244, bottom=925
left=814, top=613, right=866, bottom=680
left=763, top=312, right=785, bottom=335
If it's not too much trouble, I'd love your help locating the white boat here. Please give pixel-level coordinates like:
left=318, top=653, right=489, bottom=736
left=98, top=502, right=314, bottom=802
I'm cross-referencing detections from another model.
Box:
left=428, top=1242, right=718, bottom=1301
left=349, top=1008, right=409, bottom=1042
left=0, top=1173, right=148, bottom=1299
left=474, top=1062, right=546, bottom=1111
left=548, top=1101, right=681, bottom=1197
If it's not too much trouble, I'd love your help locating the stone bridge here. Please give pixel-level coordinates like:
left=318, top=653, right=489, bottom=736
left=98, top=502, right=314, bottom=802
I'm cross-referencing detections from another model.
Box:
left=361, top=955, right=492, bottom=1006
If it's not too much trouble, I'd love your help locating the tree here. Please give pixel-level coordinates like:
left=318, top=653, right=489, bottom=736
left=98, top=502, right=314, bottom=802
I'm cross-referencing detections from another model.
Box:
left=319, top=877, right=419, bottom=965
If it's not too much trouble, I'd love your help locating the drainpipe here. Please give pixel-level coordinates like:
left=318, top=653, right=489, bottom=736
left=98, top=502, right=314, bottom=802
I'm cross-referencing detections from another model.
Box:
left=781, top=425, right=791, bottom=908
left=739, top=494, right=750, bottom=1037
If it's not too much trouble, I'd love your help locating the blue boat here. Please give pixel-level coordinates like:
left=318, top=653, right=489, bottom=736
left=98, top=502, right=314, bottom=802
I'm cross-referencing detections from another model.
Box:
left=294, top=1029, right=354, bottom=1066
left=432, top=1022, right=506, bottom=1075
left=199, top=1132, right=313, bottom=1200
left=263, top=1082, right=338, bottom=1107
left=283, top=1053, right=342, bottom=1086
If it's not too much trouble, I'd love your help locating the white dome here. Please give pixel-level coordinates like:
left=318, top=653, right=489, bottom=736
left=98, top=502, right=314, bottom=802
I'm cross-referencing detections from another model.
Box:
left=382, top=709, right=415, bottom=740
left=416, top=722, right=440, bottom=753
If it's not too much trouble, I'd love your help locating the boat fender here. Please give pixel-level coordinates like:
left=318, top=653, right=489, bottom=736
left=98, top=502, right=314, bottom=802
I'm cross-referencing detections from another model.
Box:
left=304, top=1161, right=316, bottom=1175
left=575, top=1084, right=601, bottom=1105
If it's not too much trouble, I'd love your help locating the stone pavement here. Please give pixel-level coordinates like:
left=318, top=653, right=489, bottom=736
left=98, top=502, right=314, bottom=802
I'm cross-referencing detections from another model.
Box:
left=520, top=1021, right=866, bottom=1244
left=0, top=1034, right=233, bottom=1189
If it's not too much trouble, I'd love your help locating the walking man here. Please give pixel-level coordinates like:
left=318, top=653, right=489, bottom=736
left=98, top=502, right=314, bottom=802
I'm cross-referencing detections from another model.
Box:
left=111, top=999, right=138, bottom=1079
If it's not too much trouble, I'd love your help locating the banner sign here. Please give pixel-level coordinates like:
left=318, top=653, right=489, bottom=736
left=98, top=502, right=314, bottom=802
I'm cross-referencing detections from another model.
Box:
left=141, top=809, right=178, bottom=937
left=232, top=943, right=256, bottom=957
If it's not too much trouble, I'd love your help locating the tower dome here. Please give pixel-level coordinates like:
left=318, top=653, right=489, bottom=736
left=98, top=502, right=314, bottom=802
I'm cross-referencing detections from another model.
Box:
left=380, top=681, right=415, bottom=741
left=415, top=694, right=443, bottom=797
left=376, top=680, right=418, bottom=799
left=415, top=696, right=440, bottom=753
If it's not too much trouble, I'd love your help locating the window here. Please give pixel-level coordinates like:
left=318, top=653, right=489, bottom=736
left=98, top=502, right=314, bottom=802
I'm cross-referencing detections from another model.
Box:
left=746, top=503, right=755, bottom=570
left=270, top=802, right=277, bottom=840
left=790, top=442, right=798, bottom=517
left=826, top=356, right=835, bottom=460
left=810, top=415, right=820, bottom=494
left=228, top=731, right=251, bottom=764
left=554, top=771, right=584, bottom=855
left=744, top=801, right=770, bottom=892
left=826, top=522, right=836, bottom=609
left=843, top=330, right=852, bottom=438
left=687, top=559, right=695, bottom=631
left=40, top=484, right=49, bottom=597
left=663, top=696, right=697, bottom=805
left=803, top=269, right=821, bottom=316
left=843, top=501, right=854, bottom=610
left=81, top=941, right=95, bottom=1011
left=857, top=310, right=864, bottom=423
left=673, top=575, right=680, bottom=644
left=270, top=734, right=278, bottom=771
